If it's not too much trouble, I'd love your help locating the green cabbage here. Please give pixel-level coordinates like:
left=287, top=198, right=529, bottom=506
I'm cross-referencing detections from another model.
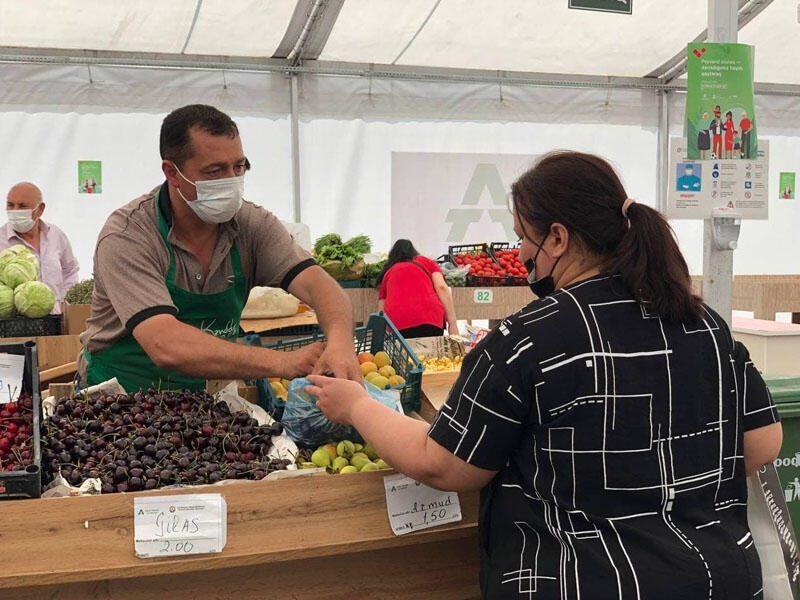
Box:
left=14, top=280, right=55, bottom=318
left=0, top=283, right=15, bottom=318
left=0, top=244, right=39, bottom=289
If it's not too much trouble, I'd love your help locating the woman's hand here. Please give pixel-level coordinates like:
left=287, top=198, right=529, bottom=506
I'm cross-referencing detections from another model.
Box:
left=304, top=374, right=368, bottom=425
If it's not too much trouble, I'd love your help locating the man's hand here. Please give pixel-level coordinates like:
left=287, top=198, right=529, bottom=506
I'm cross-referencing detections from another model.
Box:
left=312, top=340, right=361, bottom=381
left=279, top=341, right=325, bottom=379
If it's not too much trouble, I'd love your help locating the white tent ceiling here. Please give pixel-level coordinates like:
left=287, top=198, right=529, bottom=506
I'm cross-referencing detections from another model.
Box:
left=0, top=0, right=797, bottom=90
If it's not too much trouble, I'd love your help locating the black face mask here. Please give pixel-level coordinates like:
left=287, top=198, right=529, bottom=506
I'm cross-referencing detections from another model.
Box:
left=525, top=233, right=560, bottom=298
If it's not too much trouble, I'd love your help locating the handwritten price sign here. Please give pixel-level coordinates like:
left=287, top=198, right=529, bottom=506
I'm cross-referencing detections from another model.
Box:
left=383, top=473, right=462, bottom=535
left=134, top=494, right=227, bottom=558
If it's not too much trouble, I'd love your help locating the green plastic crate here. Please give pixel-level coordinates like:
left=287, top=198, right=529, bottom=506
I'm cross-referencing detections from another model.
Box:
left=264, top=312, right=424, bottom=413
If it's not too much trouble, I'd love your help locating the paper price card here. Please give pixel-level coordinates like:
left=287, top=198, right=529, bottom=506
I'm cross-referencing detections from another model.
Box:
left=134, top=494, right=227, bottom=558
left=0, top=353, right=25, bottom=404
left=383, top=473, right=462, bottom=536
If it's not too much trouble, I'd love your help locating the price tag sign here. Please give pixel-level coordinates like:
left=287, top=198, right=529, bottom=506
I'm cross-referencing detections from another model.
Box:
left=134, top=493, right=227, bottom=558
left=473, top=289, right=493, bottom=304
left=0, top=353, right=25, bottom=404
left=383, top=473, right=462, bottom=536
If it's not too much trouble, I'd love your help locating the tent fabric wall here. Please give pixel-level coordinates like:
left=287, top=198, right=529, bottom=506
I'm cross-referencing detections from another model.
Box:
left=0, top=64, right=798, bottom=282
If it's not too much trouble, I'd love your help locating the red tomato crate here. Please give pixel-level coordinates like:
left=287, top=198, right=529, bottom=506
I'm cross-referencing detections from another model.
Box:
left=490, top=242, right=529, bottom=286
left=448, top=243, right=507, bottom=287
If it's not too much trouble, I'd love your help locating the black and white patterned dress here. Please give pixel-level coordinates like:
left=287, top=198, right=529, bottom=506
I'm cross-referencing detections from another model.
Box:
left=429, top=275, right=779, bottom=599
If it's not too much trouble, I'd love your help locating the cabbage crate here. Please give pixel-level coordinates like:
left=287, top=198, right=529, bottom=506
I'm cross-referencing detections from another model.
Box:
left=0, top=341, right=42, bottom=500
left=263, top=312, right=425, bottom=413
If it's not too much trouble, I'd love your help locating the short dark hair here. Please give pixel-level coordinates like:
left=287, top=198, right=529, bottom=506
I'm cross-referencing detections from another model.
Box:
left=160, top=104, right=239, bottom=167
left=511, top=150, right=702, bottom=322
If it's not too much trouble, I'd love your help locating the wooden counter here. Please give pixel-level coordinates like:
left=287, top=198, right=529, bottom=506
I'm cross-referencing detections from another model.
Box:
left=1, top=369, right=478, bottom=599
left=2, top=467, right=480, bottom=599
left=346, top=275, right=800, bottom=324
left=345, top=286, right=532, bottom=325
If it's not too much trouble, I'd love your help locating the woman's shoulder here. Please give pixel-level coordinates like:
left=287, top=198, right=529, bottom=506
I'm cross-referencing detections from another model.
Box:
left=414, top=255, right=440, bottom=271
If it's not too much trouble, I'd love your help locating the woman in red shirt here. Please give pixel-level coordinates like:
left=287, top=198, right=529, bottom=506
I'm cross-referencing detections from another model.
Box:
left=377, top=239, right=459, bottom=338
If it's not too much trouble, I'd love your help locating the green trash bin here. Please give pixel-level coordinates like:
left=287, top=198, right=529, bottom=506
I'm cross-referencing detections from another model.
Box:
left=766, top=376, right=800, bottom=541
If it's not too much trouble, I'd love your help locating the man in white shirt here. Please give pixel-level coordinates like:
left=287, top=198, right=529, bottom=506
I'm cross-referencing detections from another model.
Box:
left=2, top=182, right=80, bottom=314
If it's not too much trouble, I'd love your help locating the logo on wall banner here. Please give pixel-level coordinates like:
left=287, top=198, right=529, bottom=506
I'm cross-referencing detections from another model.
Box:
left=444, top=164, right=514, bottom=241
left=391, top=152, right=535, bottom=258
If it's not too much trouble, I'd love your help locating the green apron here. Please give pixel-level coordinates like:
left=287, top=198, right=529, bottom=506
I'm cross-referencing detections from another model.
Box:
left=85, top=197, right=246, bottom=392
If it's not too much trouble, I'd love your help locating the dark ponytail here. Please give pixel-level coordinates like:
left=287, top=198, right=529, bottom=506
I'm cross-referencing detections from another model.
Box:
left=606, top=202, right=702, bottom=322
left=511, top=151, right=702, bottom=323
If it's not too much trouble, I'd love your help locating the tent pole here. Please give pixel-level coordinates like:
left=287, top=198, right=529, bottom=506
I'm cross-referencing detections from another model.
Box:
left=702, top=0, right=739, bottom=326
left=290, top=73, right=301, bottom=223
left=656, top=89, right=669, bottom=214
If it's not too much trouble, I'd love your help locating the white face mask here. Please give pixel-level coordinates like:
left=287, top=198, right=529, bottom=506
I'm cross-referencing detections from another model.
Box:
left=174, top=166, right=244, bottom=224
left=7, top=209, right=37, bottom=233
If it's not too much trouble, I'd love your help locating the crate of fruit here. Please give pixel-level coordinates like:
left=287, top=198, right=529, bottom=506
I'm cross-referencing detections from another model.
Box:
left=490, top=242, right=530, bottom=286
left=0, top=341, right=42, bottom=500
left=448, top=243, right=507, bottom=287
left=264, top=312, right=425, bottom=413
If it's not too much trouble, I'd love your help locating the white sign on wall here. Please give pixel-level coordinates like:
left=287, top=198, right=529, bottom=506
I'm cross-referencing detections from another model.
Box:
left=390, top=152, right=536, bottom=258
left=666, top=137, right=769, bottom=220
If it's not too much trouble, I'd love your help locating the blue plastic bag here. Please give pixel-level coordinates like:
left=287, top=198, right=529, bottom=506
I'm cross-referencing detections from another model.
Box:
left=281, top=377, right=401, bottom=448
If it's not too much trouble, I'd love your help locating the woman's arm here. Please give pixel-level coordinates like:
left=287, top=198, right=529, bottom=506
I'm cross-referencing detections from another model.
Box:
left=744, top=421, right=782, bottom=475
left=305, top=375, right=496, bottom=491
left=431, top=271, right=459, bottom=335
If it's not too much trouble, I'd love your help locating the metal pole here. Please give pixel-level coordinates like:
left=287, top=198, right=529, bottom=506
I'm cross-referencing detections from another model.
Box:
left=656, top=89, right=669, bottom=214
left=290, top=73, right=301, bottom=223
left=702, top=0, right=738, bottom=326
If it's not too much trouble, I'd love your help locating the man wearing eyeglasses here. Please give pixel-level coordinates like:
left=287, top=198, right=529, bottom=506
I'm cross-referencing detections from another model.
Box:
left=78, top=104, right=361, bottom=393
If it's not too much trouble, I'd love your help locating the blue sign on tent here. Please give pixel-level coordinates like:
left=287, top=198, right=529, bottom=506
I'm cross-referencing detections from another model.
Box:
left=568, top=0, right=632, bottom=15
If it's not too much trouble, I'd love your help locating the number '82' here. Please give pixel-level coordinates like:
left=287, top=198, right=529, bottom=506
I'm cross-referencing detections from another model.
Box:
left=473, top=289, right=493, bottom=303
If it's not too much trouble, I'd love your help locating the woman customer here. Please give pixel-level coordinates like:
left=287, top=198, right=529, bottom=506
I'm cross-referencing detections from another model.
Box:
left=306, top=151, right=783, bottom=599
left=376, top=239, right=459, bottom=338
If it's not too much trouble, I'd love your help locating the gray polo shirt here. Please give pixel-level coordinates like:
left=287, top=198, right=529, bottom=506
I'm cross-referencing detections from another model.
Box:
left=81, top=183, right=313, bottom=353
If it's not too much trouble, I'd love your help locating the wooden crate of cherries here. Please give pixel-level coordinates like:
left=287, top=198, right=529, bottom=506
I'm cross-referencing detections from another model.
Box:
left=41, top=388, right=292, bottom=494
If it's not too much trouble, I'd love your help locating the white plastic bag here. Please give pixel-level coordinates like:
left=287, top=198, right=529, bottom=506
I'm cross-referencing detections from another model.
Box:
left=241, top=287, right=300, bottom=319
left=748, top=468, right=798, bottom=599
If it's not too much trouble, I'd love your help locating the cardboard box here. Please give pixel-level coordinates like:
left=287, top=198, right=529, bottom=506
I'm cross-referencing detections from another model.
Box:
left=62, top=302, right=92, bottom=335
left=406, top=335, right=467, bottom=360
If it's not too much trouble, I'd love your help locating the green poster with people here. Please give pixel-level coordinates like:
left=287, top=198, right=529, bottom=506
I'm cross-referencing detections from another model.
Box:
left=77, top=160, right=102, bottom=194
left=685, top=43, right=756, bottom=161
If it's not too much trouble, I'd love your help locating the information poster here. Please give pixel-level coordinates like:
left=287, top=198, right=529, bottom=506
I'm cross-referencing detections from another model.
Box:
left=78, top=160, right=102, bottom=194
left=666, top=137, right=769, bottom=220
left=685, top=43, right=756, bottom=161
left=779, top=172, right=796, bottom=199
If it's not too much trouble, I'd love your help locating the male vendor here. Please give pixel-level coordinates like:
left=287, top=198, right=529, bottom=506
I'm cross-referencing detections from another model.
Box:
left=79, top=104, right=360, bottom=391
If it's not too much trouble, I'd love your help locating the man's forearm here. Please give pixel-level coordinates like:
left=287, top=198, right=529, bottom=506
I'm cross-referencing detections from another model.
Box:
left=135, top=315, right=288, bottom=380
left=292, top=268, right=354, bottom=340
